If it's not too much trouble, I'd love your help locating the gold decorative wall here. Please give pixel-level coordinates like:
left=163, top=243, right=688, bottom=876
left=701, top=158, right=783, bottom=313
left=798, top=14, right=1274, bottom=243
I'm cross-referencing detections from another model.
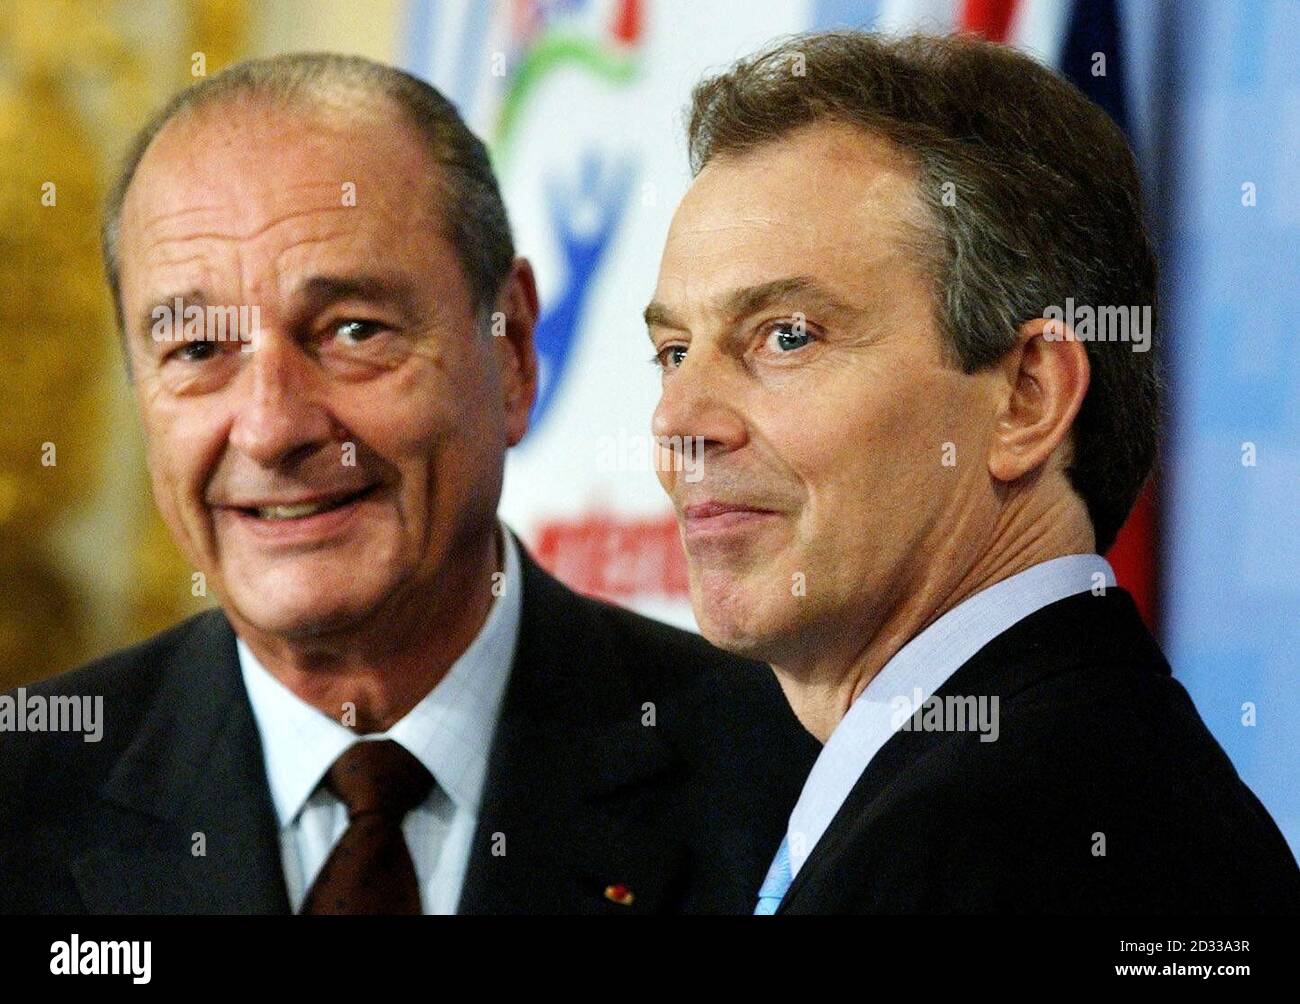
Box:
left=1, top=0, right=248, bottom=689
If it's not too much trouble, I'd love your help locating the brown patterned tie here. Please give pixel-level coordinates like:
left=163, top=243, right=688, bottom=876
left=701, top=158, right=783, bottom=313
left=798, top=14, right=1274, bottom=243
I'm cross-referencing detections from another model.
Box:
left=299, top=740, right=435, bottom=915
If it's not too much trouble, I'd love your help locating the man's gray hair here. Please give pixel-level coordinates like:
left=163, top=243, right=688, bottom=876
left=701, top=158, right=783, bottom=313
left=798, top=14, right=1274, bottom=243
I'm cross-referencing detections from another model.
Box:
left=102, top=52, right=515, bottom=337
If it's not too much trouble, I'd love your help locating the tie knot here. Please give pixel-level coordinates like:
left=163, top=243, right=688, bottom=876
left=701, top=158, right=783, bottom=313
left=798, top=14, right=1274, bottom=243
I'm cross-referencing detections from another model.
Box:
left=323, top=740, right=434, bottom=820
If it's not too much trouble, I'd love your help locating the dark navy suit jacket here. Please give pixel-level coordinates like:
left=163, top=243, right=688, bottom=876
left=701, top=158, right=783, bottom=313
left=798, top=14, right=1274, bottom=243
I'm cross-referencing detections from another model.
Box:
left=0, top=546, right=818, bottom=914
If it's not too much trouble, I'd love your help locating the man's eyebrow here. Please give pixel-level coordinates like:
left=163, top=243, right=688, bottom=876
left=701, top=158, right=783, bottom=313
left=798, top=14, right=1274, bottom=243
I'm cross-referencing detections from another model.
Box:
left=296, top=273, right=420, bottom=313
left=717, top=276, right=856, bottom=323
left=137, top=289, right=207, bottom=341
left=643, top=301, right=685, bottom=332
left=643, top=276, right=858, bottom=338
left=133, top=275, right=422, bottom=343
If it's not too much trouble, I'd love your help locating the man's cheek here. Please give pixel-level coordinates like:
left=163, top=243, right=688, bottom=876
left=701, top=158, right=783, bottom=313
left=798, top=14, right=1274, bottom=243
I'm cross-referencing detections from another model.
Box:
left=144, top=472, right=190, bottom=566
left=655, top=463, right=675, bottom=498
left=148, top=440, right=199, bottom=529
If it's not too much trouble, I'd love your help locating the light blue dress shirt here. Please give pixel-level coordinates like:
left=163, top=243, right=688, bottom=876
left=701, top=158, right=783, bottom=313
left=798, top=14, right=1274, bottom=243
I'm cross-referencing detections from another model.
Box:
left=237, top=526, right=524, bottom=915
left=768, top=553, right=1117, bottom=906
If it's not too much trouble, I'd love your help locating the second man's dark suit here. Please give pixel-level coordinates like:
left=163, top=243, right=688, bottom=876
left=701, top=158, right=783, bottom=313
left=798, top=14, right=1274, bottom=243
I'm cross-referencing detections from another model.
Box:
left=777, top=589, right=1300, bottom=914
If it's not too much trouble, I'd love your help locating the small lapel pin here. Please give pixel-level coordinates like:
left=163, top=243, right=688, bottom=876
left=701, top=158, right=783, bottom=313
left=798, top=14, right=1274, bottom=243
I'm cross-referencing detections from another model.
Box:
left=603, top=883, right=635, bottom=906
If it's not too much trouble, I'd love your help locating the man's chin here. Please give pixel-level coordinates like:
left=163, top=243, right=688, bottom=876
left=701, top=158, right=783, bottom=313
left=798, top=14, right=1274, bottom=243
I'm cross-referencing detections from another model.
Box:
left=692, top=596, right=774, bottom=660
left=697, top=620, right=766, bottom=659
left=689, top=567, right=810, bottom=665
left=222, top=578, right=392, bottom=642
left=232, top=603, right=374, bottom=641
left=692, top=565, right=763, bottom=634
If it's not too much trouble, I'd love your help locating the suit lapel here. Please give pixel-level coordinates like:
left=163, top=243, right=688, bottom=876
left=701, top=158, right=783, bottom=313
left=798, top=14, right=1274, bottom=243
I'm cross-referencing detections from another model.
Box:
left=778, top=588, right=1158, bottom=912
left=71, top=611, right=289, bottom=914
left=457, top=546, right=688, bottom=914
left=71, top=544, right=700, bottom=914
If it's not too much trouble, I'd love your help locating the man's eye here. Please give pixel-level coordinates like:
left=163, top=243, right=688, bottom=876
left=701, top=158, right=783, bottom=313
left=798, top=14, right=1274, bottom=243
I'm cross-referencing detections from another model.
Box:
left=172, top=341, right=218, bottom=363
left=333, top=319, right=383, bottom=345
left=764, top=320, right=813, bottom=353
left=652, top=344, right=687, bottom=370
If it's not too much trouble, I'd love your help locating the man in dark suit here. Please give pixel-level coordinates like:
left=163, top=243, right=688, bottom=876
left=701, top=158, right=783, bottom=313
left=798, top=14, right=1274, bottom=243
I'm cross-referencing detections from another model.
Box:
left=0, top=538, right=815, bottom=914
left=645, top=31, right=1300, bottom=913
left=0, top=52, right=817, bottom=914
left=774, top=585, right=1300, bottom=914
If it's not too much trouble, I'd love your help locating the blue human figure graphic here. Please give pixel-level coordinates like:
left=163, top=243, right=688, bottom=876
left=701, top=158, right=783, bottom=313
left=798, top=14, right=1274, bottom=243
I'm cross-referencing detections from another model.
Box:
left=528, top=152, right=637, bottom=435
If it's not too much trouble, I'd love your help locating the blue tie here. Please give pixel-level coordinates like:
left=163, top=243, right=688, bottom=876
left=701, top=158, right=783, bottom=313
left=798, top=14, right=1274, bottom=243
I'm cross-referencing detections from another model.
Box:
left=754, top=836, right=792, bottom=915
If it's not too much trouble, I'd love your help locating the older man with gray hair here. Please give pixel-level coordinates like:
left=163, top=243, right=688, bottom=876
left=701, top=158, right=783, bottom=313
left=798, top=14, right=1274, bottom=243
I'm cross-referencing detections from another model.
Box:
left=0, top=52, right=817, bottom=915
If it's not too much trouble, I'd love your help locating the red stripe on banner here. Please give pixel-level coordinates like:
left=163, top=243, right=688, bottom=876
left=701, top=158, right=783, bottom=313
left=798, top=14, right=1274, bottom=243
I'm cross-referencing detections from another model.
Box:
left=533, top=510, right=688, bottom=603
left=1106, top=482, right=1158, bottom=633
left=959, top=0, right=1020, bottom=42
left=612, top=0, right=641, bottom=45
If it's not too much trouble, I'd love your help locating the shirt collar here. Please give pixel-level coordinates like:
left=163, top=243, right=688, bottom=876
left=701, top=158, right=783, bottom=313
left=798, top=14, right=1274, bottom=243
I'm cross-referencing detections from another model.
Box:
left=237, top=524, right=524, bottom=827
left=786, top=553, right=1116, bottom=877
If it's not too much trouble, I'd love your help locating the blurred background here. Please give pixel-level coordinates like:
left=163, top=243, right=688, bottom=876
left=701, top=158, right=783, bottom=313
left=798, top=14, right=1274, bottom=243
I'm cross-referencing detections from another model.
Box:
left=3, top=0, right=1297, bottom=853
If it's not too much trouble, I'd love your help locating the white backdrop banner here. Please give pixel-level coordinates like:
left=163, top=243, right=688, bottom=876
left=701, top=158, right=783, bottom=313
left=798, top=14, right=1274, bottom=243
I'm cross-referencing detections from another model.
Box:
left=404, top=0, right=812, bottom=628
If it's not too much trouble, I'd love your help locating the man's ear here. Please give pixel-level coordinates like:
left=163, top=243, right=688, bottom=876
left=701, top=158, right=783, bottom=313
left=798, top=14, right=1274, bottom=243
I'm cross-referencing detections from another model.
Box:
left=492, top=257, right=540, bottom=447
left=987, top=316, right=1090, bottom=484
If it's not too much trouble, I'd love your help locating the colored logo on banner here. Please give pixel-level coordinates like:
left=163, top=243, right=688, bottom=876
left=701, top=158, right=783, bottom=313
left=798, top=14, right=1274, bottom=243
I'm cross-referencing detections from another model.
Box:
left=491, top=0, right=644, bottom=433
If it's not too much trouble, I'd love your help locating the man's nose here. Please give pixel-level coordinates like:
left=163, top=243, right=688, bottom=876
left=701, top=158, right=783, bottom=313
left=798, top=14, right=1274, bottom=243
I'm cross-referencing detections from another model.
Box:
left=651, top=346, right=747, bottom=455
left=227, top=334, right=336, bottom=467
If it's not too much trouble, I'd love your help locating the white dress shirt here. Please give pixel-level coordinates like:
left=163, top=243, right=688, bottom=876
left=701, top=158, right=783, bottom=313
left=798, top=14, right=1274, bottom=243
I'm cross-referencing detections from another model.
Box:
left=785, top=553, right=1116, bottom=879
left=237, top=526, right=524, bottom=914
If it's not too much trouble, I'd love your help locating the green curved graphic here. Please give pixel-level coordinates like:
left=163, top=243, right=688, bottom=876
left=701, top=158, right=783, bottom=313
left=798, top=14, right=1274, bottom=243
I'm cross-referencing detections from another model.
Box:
left=493, top=33, right=640, bottom=167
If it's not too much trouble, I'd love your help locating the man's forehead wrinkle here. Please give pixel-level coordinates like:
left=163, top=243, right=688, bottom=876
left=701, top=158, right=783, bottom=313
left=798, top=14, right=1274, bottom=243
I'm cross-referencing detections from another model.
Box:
left=140, top=197, right=357, bottom=238
left=677, top=191, right=910, bottom=236
left=668, top=209, right=919, bottom=290
left=134, top=161, right=437, bottom=241
left=125, top=238, right=218, bottom=296
left=137, top=269, right=218, bottom=312
left=272, top=173, right=436, bottom=218
left=132, top=209, right=388, bottom=300
left=670, top=208, right=863, bottom=251
left=270, top=227, right=379, bottom=259
left=130, top=206, right=441, bottom=311
left=687, top=211, right=788, bottom=231
left=143, top=248, right=214, bottom=272
left=133, top=131, right=440, bottom=237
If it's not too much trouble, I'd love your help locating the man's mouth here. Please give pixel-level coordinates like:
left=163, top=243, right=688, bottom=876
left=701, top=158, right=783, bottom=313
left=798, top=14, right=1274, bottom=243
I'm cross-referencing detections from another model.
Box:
left=678, top=499, right=782, bottom=543
left=233, top=485, right=378, bottom=521
left=682, top=500, right=777, bottom=520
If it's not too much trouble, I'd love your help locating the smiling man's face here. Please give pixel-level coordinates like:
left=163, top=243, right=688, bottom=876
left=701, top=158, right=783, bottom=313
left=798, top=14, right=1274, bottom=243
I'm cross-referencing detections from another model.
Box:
left=117, top=94, right=529, bottom=640
left=648, top=121, right=1004, bottom=668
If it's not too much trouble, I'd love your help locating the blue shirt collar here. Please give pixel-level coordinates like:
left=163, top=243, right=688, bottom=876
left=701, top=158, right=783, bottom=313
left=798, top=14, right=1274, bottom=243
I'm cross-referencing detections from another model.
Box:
left=786, top=553, right=1116, bottom=877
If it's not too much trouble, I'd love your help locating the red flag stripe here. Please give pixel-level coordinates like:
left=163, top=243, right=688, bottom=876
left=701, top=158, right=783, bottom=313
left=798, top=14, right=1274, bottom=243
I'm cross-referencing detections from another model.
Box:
left=959, top=0, right=1020, bottom=42
left=1106, top=482, right=1159, bottom=632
